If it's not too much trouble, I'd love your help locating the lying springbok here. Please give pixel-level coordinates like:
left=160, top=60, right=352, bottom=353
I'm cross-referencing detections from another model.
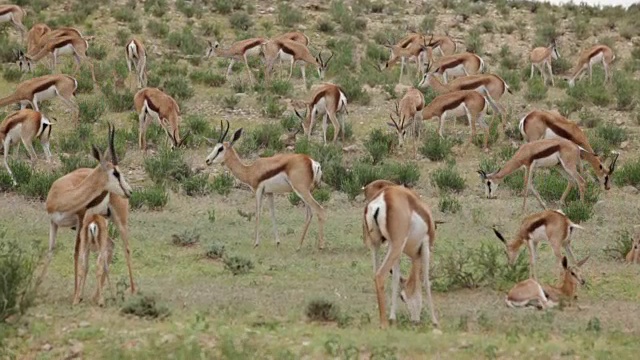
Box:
left=205, top=120, right=326, bottom=249
left=294, top=82, right=348, bottom=145
left=506, top=256, right=589, bottom=309
left=565, top=44, right=615, bottom=87
left=478, top=138, right=587, bottom=212
left=519, top=109, right=618, bottom=190
left=133, top=87, right=189, bottom=150
left=75, top=213, right=114, bottom=306
left=530, top=39, right=560, bottom=86
left=421, top=89, right=500, bottom=150
left=0, top=109, right=53, bottom=185
left=427, top=52, right=485, bottom=83
left=363, top=179, right=438, bottom=329
left=0, top=5, right=27, bottom=40
left=492, top=209, right=584, bottom=280
left=387, top=87, right=424, bottom=155
left=125, top=38, right=147, bottom=88
left=205, top=37, right=267, bottom=83
left=262, top=39, right=332, bottom=86
left=0, top=74, right=78, bottom=118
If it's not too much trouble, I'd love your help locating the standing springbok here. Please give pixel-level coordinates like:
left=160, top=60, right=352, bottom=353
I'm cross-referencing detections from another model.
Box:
left=26, top=23, right=51, bottom=55
left=564, top=44, right=615, bottom=87
left=380, top=35, right=429, bottom=84
left=386, top=87, right=424, bottom=155
left=133, top=87, right=189, bottom=150
left=530, top=40, right=560, bottom=86
left=205, top=37, right=267, bottom=83
left=274, top=31, right=309, bottom=45
left=294, top=82, right=348, bottom=145
left=205, top=120, right=326, bottom=249
left=0, top=109, right=53, bottom=185
left=421, top=89, right=500, bottom=150
left=125, top=38, right=147, bottom=88
left=492, top=209, right=584, bottom=280
left=262, top=39, right=332, bottom=86
left=363, top=180, right=438, bottom=329
left=427, top=52, right=485, bottom=83
left=519, top=109, right=618, bottom=190
left=506, top=256, right=589, bottom=309
left=627, top=230, right=640, bottom=264
left=43, top=124, right=136, bottom=301
left=478, top=138, right=587, bottom=212
left=0, top=5, right=26, bottom=40
left=0, top=74, right=79, bottom=118
left=75, top=213, right=114, bottom=306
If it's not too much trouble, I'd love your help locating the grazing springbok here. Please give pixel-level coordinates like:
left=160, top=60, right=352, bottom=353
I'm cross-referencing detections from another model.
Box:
left=205, top=120, right=326, bottom=249
left=478, top=138, right=587, bottom=213
left=75, top=213, right=114, bottom=306
left=564, top=44, right=615, bottom=87
left=262, top=39, right=332, bottom=86
left=205, top=37, right=267, bottom=83
left=530, top=40, right=560, bottom=86
left=506, top=256, right=589, bottom=309
left=274, top=31, right=309, bottom=45
left=0, top=5, right=27, bottom=40
left=519, top=109, right=618, bottom=190
left=492, top=209, right=584, bottom=280
left=43, top=124, right=136, bottom=301
left=294, top=82, right=348, bottom=145
left=387, top=87, right=424, bottom=155
left=25, top=23, right=51, bottom=55
left=0, top=109, right=53, bottom=185
left=133, top=87, right=189, bottom=150
left=427, top=52, right=485, bottom=83
left=125, top=38, right=147, bottom=88
left=0, top=74, right=79, bottom=119
left=362, top=179, right=438, bottom=329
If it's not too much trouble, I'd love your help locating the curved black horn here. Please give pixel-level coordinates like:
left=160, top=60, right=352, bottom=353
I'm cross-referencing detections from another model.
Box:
left=609, top=152, right=619, bottom=173
left=325, top=51, right=334, bottom=65
left=294, top=109, right=304, bottom=119
left=222, top=120, right=230, bottom=142
left=217, top=120, right=225, bottom=143
left=179, top=130, right=191, bottom=147
left=108, top=123, right=118, bottom=165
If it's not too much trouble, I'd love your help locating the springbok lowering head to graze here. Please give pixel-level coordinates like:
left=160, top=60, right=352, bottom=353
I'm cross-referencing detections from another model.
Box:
left=386, top=87, right=424, bottom=155
left=125, top=38, right=147, bottom=88
left=530, top=39, right=560, bottom=86
left=133, top=87, right=189, bottom=151
left=75, top=213, right=114, bottom=306
left=0, top=74, right=79, bottom=120
left=0, top=109, right=53, bottom=185
left=206, top=120, right=326, bottom=250
left=274, top=31, right=309, bottom=46
left=379, top=33, right=430, bottom=84
left=363, top=180, right=438, bottom=329
left=506, top=256, right=589, bottom=309
left=294, top=82, right=348, bottom=145
left=478, top=138, right=587, bottom=212
left=564, top=44, right=615, bottom=87
left=25, top=23, right=51, bottom=55
left=492, top=209, right=584, bottom=280
left=426, top=52, right=485, bottom=83
left=519, top=109, right=619, bottom=191
left=0, top=5, right=27, bottom=40
left=205, top=37, right=267, bottom=83
left=262, top=39, right=332, bottom=86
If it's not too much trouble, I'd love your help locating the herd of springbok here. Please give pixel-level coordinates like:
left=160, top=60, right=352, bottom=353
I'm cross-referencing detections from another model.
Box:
left=0, top=3, right=636, bottom=329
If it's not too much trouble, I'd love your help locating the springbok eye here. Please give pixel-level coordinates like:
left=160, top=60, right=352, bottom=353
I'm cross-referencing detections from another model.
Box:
left=113, top=170, right=120, bottom=179
left=599, top=165, right=603, bottom=169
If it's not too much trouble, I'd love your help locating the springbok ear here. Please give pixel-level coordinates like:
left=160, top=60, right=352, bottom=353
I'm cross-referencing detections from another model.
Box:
left=492, top=227, right=506, bottom=244
left=562, top=256, right=568, bottom=269
left=231, top=128, right=243, bottom=145
left=91, top=145, right=102, bottom=163
left=577, top=255, right=590, bottom=268
left=477, top=170, right=487, bottom=179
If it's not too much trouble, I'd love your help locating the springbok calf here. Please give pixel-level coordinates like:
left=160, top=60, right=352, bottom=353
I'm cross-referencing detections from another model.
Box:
left=205, top=37, right=267, bottom=83
left=363, top=180, right=438, bottom=329
left=206, top=120, right=326, bottom=250
left=421, top=89, right=500, bottom=150
left=0, top=74, right=78, bottom=118
left=492, top=209, right=584, bottom=280
left=134, top=87, right=189, bottom=150
left=627, top=236, right=640, bottom=264
left=0, top=109, right=53, bottom=185
left=75, top=213, right=114, bottom=306
left=427, top=52, right=484, bottom=83
left=519, top=109, right=618, bottom=190
left=387, top=87, right=424, bottom=155
left=506, top=256, right=589, bottom=309
left=565, top=44, right=615, bottom=87
left=294, top=82, right=348, bottom=145
left=262, top=39, right=332, bottom=86
left=0, top=5, right=26, bottom=40
left=125, top=38, right=147, bottom=88
left=478, top=138, right=587, bottom=212
left=530, top=40, right=560, bottom=86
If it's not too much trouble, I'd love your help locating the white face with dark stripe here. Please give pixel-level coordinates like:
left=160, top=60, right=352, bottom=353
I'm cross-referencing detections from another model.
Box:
left=206, top=144, right=226, bottom=165
left=483, top=178, right=498, bottom=198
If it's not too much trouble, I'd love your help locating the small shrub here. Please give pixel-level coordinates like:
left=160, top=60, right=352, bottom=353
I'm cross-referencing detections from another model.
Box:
left=596, top=124, right=627, bottom=147
left=59, top=154, right=96, bottom=174
left=439, top=194, right=461, bottom=214
left=306, top=298, right=340, bottom=322
left=189, top=70, right=226, bottom=87
left=551, top=57, right=572, bottom=75
left=224, top=255, right=254, bottom=275
left=163, top=76, right=194, bottom=101
left=615, top=157, right=640, bottom=188
left=419, top=130, right=453, bottom=161
left=364, top=129, right=397, bottom=164
left=115, top=29, right=130, bottom=46
left=78, top=97, right=107, bottom=123
left=147, top=19, right=169, bottom=38
left=239, top=124, right=284, bottom=154
left=604, top=230, right=634, bottom=261
left=229, top=12, right=253, bottom=31
left=277, top=3, right=303, bottom=27
left=561, top=200, right=593, bottom=223
left=465, top=31, right=483, bottom=54
left=171, top=229, right=201, bottom=247
left=120, top=293, right=170, bottom=319
left=212, top=172, right=234, bottom=195
left=316, top=18, right=335, bottom=33
left=181, top=173, right=212, bottom=197
left=555, top=97, right=583, bottom=117
left=112, top=7, right=137, bottom=22
left=0, top=237, right=41, bottom=322
left=525, top=77, right=548, bottom=102
left=313, top=187, right=331, bottom=204
left=205, top=242, right=226, bottom=260
left=129, top=185, right=169, bottom=210
left=431, top=165, right=466, bottom=193
left=166, top=27, right=205, bottom=56
left=498, top=70, right=521, bottom=92
left=222, top=95, right=240, bottom=109
left=613, top=72, right=638, bottom=110
left=261, top=95, right=285, bottom=118
left=18, top=170, right=59, bottom=201
left=338, top=75, right=370, bottom=105
left=578, top=109, right=601, bottom=128
left=269, top=79, right=293, bottom=97
left=144, top=148, right=192, bottom=184
left=3, top=67, right=22, bottom=83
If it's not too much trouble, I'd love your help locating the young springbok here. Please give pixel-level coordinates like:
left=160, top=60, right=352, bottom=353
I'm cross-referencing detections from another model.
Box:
left=125, top=38, right=147, bottom=88
left=133, top=87, right=189, bottom=150
left=506, top=256, right=589, bottom=309
left=205, top=120, right=326, bottom=249
left=205, top=37, right=267, bottom=83
left=262, top=39, right=332, bottom=86
left=294, top=82, right=348, bottom=145
left=363, top=179, right=438, bottom=329
left=0, top=74, right=79, bottom=118
left=478, top=138, right=587, bottom=212
left=0, top=5, right=27, bottom=40
left=0, top=109, right=53, bottom=185
left=530, top=40, right=560, bottom=86
left=565, top=44, right=615, bottom=87
left=519, top=109, right=618, bottom=190
left=75, top=213, right=114, bottom=306
left=386, top=87, right=424, bottom=155
left=492, top=209, right=584, bottom=280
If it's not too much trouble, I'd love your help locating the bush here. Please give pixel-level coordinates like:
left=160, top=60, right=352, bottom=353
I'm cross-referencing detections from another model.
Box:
left=181, top=173, right=212, bottom=196
left=166, top=27, right=205, bottom=56
left=0, top=237, right=41, bottom=322
left=3, top=67, right=22, bottom=83
left=338, top=75, right=370, bottom=105
left=189, top=70, right=226, bottom=87
left=238, top=124, right=284, bottom=155
left=171, top=229, right=200, bottom=247
left=18, top=170, right=59, bottom=201
left=277, top=3, right=303, bottom=27
left=205, top=242, right=226, bottom=260
left=419, top=130, right=454, bottom=161
left=59, top=154, right=96, bottom=174
left=596, top=123, right=627, bottom=148
left=224, top=255, right=254, bottom=275
left=578, top=109, right=601, bottom=128
left=613, top=72, right=638, bottom=110
left=269, top=79, right=293, bottom=97
left=431, top=165, right=466, bottom=193
left=364, top=129, right=397, bottom=164
left=439, top=194, right=461, bottom=214
left=78, top=97, right=107, bottom=123
left=212, top=172, right=234, bottom=195
left=316, top=18, right=335, bottom=33
left=306, top=298, right=341, bottom=322
left=147, top=19, right=169, bottom=38
left=144, top=148, right=192, bottom=185
left=615, top=157, right=640, bottom=188
left=120, top=293, right=170, bottom=319
left=604, top=230, right=634, bottom=261
left=163, top=76, right=194, bottom=101
left=260, top=95, right=285, bottom=118
left=465, top=31, right=483, bottom=53
left=229, top=12, right=253, bottom=31
left=525, top=77, right=548, bottom=101
left=129, top=185, right=169, bottom=210
left=562, top=200, right=593, bottom=223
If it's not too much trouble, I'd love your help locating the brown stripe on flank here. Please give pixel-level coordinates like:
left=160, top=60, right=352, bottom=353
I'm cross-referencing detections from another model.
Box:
left=587, top=46, right=604, bottom=60
left=1, top=115, right=24, bottom=136
left=241, top=39, right=264, bottom=53
left=52, top=38, right=74, bottom=49
left=144, top=96, right=160, bottom=113
left=437, top=58, right=464, bottom=73
left=86, top=191, right=109, bottom=209
left=257, top=164, right=287, bottom=184
left=0, top=7, right=13, bottom=16
left=543, top=118, right=578, bottom=145
left=279, top=42, right=296, bottom=57
left=531, top=144, right=561, bottom=161
left=440, top=96, right=465, bottom=112
left=526, top=218, right=546, bottom=234
left=311, top=89, right=328, bottom=107
left=32, top=80, right=57, bottom=95
left=457, top=78, right=487, bottom=91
